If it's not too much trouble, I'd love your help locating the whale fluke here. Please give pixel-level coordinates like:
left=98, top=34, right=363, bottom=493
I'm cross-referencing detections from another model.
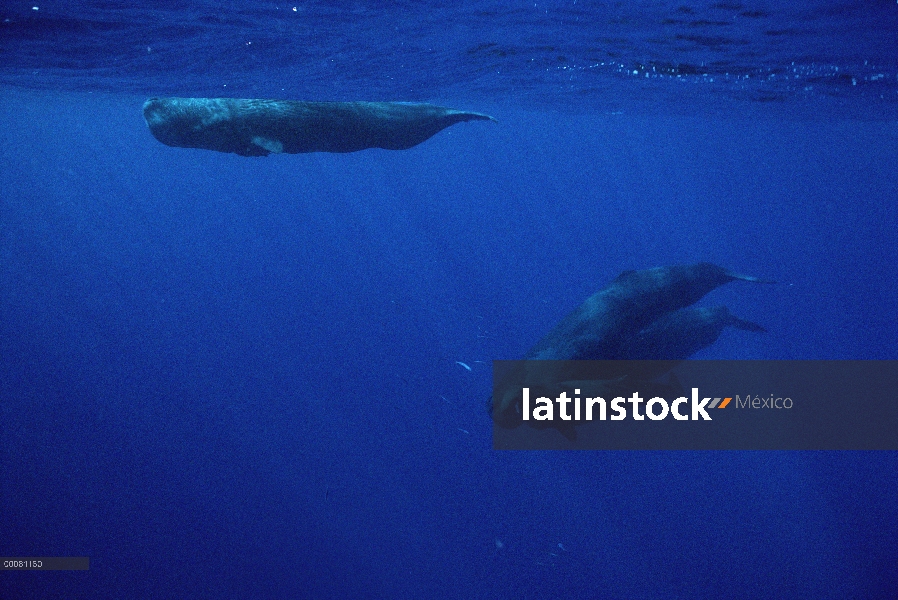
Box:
left=142, top=97, right=496, bottom=156
left=727, top=313, right=767, bottom=333
left=723, top=269, right=777, bottom=284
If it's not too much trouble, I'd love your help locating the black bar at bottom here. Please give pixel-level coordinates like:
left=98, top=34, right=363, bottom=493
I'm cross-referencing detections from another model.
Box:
left=1, top=557, right=89, bottom=570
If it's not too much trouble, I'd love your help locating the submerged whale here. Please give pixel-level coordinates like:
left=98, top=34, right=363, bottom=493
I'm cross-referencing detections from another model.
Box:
left=491, top=263, right=772, bottom=438
left=616, top=305, right=766, bottom=361
left=142, top=97, right=496, bottom=156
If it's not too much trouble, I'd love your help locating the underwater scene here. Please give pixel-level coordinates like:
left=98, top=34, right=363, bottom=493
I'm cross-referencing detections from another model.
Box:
left=1, top=1, right=897, bottom=598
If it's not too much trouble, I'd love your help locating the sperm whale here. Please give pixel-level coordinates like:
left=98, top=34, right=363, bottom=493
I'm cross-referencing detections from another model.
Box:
left=142, top=97, right=496, bottom=156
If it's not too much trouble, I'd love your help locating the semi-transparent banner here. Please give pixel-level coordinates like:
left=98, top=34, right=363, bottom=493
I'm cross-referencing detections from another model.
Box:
left=491, top=361, right=898, bottom=450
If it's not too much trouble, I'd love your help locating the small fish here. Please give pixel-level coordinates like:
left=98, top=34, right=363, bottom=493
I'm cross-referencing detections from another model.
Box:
left=456, top=361, right=472, bottom=371
left=458, top=428, right=470, bottom=434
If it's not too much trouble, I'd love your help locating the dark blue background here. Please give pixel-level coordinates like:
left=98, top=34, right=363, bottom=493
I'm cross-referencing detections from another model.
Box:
left=2, top=89, right=897, bottom=598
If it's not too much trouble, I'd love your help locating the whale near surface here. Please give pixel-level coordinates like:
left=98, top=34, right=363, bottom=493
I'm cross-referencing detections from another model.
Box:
left=142, top=97, right=496, bottom=156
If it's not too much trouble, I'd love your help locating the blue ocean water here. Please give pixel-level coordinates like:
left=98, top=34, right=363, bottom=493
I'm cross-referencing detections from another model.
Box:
left=1, top=2, right=897, bottom=598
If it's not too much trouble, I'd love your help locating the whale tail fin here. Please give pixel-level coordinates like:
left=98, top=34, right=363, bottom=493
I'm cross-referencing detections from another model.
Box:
left=725, top=270, right=777, bottom=284
left=727, top=312, right=767, bottom=333
left=448, top=110, right=498, bottom=123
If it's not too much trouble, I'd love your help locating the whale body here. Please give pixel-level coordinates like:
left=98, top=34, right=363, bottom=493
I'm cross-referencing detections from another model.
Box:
left=142, top=97, right=496, bottom=156
left=615, top=305, right=766, bottom=361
